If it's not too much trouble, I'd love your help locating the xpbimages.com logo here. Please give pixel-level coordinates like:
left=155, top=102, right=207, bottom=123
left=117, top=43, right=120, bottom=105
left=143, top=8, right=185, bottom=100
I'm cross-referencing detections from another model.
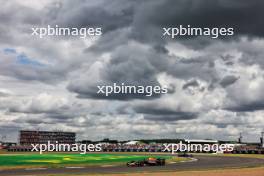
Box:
left=31, top=141, right=102, bottom=154
left=162, top=25, right=234, bottom=39
left=97, top=83, right=168, bottom=97
left=31, top=25, right=102, bottom=38
left=163, top=142, right=234, bottom=154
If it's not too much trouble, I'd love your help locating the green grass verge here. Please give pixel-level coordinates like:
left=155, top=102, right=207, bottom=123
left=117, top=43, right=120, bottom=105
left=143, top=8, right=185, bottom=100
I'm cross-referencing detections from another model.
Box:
left=0, top=153, right=180, bottom=169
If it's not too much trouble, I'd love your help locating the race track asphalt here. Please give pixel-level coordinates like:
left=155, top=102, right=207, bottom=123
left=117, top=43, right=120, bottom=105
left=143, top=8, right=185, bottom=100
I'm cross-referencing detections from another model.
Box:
left=0, top=155, right=263, bottom=175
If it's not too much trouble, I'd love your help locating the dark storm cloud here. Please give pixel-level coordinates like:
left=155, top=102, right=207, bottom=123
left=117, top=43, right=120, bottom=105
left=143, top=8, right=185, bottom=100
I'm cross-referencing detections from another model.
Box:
left=86, top=28, right=132, bottom=53
left=226, top=101, right=264, bottom=112
left=167, top=58, right=218, bottom=82
left=132, top=0, right=264, bottom=40
left=1, top=0, right=264, bottom=142
left=49, top=0, right=264, bottom=54
left=68, top=42, right=174, bottom=100
left=219, top=75, right=239, bottom=87
left=52, top=0, right=136, bottom=33
left=3, top=0, right=261, bottom=102
left=134, top=106, right=198, bottom=121
left=104, top=54, right=158, bottom=83
left=144, top=113, right=197, bottom=121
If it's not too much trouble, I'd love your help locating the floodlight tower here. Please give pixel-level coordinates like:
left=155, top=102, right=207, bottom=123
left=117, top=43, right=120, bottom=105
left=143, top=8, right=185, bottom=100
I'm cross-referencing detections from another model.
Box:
left=261, top=132, right=264, bottom=148
left=238, top=132, right=242, bottom=143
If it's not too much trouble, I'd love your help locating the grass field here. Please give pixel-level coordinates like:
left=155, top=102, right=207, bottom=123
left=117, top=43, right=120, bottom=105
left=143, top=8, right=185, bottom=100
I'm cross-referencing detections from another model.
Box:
left=0, top=153, right=181, bottom=169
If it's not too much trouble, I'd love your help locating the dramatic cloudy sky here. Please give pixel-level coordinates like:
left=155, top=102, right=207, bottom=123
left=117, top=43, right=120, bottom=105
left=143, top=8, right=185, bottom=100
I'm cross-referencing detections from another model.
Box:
left=0, top=0, right=264, bottom=142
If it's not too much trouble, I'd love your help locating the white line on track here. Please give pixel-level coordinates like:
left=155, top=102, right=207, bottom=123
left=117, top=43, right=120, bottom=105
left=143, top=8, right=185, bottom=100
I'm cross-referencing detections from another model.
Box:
left=25, top=168, right=47, bottom=170
left=169, top=158, right=198, bottom=164
left=65, top=166, right=85, bottom=169
left=101, top=165, right=115, bottom=167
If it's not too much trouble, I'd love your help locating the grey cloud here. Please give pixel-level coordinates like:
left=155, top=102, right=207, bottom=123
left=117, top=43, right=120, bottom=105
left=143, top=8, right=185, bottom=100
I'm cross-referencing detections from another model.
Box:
left=1, top=0, right=264, bottom=142
left=73, top=89, right=163, bottom=101
left=53, top=0, right=264, bottom=53
left=226, top=101, right=264, bottom=112
left=8, top=102, right=69, bottom=115
left=0, top=91, right=10, bottom=97
left=144, top=113, right=197, bottom=121
left=134, top=105, right=198, bottom=121
left=219, top=75, right=239, bottom=87
left=0, top=2, right=43, bottom=25
left=132, top=0, right=264, bottom=39
left=68, top=43, right=172, bottom=100
left=51, top=0, right=136, bottom=33
left=182, top=79, right=199, bottom=89
left=167, top=58, right=219, bottom=82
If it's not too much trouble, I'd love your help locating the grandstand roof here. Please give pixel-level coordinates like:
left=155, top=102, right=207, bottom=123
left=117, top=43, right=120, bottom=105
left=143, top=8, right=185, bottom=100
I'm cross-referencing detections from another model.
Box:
left=185, top=139, right=218, bottom=143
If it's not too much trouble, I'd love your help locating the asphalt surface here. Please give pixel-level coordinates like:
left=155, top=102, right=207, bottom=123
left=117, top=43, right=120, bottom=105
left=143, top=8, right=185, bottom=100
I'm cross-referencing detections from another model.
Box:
left=0, top=155, right=263, bottom=175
